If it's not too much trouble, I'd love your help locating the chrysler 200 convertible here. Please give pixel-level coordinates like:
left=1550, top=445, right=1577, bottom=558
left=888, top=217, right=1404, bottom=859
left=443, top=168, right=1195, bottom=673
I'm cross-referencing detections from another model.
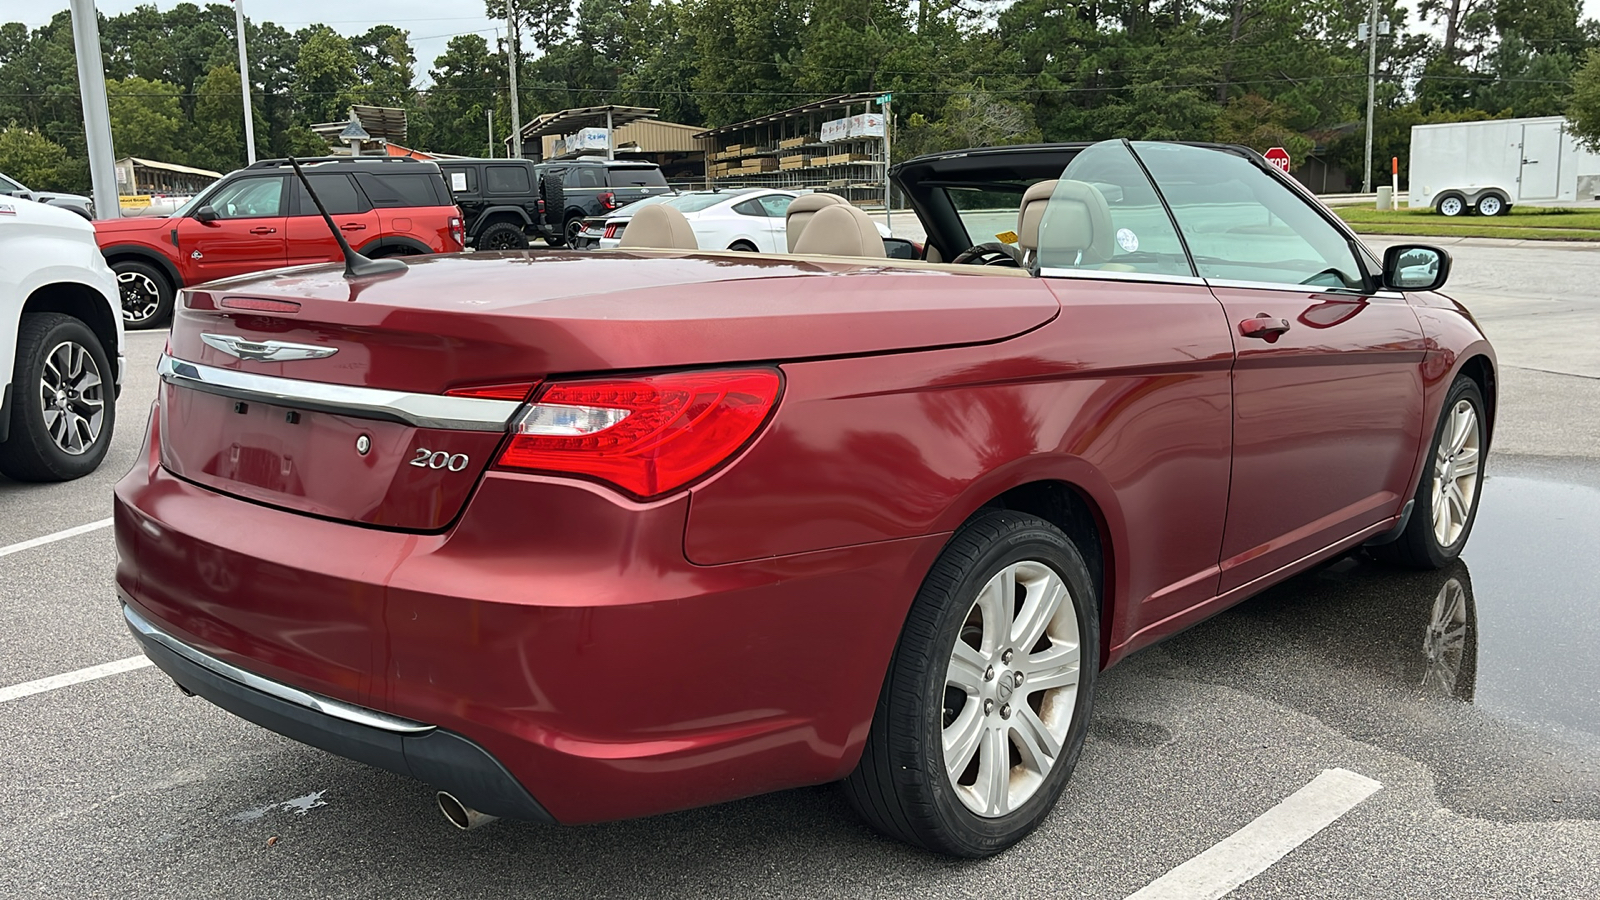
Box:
left=114, top=140, right=1492, bottom=857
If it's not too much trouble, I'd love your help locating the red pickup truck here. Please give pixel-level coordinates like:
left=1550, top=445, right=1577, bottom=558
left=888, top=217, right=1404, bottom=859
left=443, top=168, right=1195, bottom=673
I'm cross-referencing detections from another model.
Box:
left=95, top=157, right=464, bottom=329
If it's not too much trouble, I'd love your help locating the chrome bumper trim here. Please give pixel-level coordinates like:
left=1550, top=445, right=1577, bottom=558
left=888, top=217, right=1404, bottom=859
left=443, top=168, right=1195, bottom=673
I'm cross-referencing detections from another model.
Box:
left=123, top=603, right=435, bottom=735
left=157, top=354, right=520, bottom=432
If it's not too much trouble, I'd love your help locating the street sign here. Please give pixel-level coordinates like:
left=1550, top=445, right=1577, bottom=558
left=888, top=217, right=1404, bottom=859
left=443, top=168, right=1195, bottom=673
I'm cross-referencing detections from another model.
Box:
left=877, top=93, right=892, bottom=105
left=1264, top=146, right=1291, bottom=173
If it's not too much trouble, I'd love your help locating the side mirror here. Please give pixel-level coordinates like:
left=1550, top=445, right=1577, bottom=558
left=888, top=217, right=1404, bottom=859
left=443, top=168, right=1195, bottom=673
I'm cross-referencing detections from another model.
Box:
left=193, top=205, right=219, bottom=224
left=882, top=237, right=920, bottom=260
left=1383, top=244, right=1450, bottom=292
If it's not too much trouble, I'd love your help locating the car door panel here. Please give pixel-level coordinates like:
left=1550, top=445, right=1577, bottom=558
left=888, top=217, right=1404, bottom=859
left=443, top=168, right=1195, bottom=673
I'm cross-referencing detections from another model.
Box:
left=1212, top=286, right=1427, bottom=589
left=175, top=175, right=287, bottom=282
left=286, top=173, right=380, bottom=266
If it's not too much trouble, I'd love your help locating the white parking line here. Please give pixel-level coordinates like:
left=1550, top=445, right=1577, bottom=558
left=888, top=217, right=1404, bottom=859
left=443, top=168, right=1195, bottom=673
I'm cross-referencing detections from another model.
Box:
left=1125, top=768, right=1382, bottom=900
left=0, top=518, right=114, bottom=560
left=0, top=656, right=154, bottom=704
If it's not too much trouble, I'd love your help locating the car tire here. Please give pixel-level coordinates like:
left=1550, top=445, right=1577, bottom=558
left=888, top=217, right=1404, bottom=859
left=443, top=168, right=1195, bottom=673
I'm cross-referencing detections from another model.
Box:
left=564, top=216, right=585, bottom=247
left=477, top=220, right=530, bottom=251
left=0, top=313, right=116, bottom=482
left=112, top=259, right=174, bottom=330
left=1372, top=376, right=1486, bottom=569
left=1436, top=193, right=1466, bottom=218
left=1475, top=194, right=1507, bottom=217
left=843, top=510, right=1098, bottom=858
left=539, top=175, right=566, bottom=245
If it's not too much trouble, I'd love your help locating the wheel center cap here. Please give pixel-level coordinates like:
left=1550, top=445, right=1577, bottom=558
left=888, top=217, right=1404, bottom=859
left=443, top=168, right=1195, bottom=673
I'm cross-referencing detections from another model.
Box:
left=995, top=671, right=1016, bottom=703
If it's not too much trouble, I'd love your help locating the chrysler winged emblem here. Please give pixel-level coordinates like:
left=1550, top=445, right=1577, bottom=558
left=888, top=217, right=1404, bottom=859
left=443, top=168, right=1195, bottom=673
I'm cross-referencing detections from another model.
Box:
left=201, top=333, right=338, bottom=362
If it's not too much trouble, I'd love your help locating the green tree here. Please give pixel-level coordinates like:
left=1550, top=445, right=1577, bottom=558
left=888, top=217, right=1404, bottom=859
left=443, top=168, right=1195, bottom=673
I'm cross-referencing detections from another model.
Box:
left=0, top=124, right=70, bottom=189
left=107, top=76, right=184, bottom=162
left=417, top=34, right=503, bottom=156
left=1569, top=49, right=1600, bottom=151
left=187, top=64, right=259, bottom=171
left=294, top=26, right=360, bottom=125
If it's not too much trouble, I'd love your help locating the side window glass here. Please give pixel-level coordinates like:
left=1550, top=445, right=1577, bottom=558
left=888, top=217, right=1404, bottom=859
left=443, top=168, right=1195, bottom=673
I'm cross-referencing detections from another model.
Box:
left=732, top=199, right=766, bottom=217
left=1036, top=141, right=1190, bottom=277
left=205, top=177, right=284, bottom=219
left=567, top=167, right=603, bottom=189
left=757, top=194, right=794, bottom=218
left=357, top=173, right=442, bottom=208
left=486, top=165, right=531, bottom=194
left=1132, top=142, right=1365, bottom=290
left=293, top=174, right=368, bottom=216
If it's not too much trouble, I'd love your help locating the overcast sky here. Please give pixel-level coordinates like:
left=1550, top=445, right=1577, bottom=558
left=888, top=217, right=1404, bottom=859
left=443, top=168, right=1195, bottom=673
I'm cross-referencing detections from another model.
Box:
left=20, top=3, right=504, bottom=83
left=17, top=0, right=1600, bottom=90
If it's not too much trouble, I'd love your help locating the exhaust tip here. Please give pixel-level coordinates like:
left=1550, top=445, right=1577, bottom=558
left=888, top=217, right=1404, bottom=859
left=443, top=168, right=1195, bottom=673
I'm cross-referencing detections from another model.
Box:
left=437, top=792, right=499, bottom=831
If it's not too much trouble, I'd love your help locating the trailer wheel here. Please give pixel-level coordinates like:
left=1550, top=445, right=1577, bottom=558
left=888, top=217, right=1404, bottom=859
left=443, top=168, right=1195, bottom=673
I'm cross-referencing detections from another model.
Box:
left=1475, top=194, right=1507, bottom=217
left=1436, top=193, right=1467, bottom=217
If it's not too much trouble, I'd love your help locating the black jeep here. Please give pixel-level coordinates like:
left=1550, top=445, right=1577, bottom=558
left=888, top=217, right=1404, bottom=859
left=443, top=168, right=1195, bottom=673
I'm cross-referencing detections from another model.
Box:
left=437, top=158, right=567, bottom=250
left=532, top=158, right=673, bottom=246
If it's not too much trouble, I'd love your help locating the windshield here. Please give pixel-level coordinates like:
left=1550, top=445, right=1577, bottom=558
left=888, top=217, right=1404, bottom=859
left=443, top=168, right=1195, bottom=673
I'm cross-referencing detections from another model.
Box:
left=0, top=172, right=26, bottom=192
left=946, top=185, right=1036, bottom=247
left=168, top=180, right=225, bottom=218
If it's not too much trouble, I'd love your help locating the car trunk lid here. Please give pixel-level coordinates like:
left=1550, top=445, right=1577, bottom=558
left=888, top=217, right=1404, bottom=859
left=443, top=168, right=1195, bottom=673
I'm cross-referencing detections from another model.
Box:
left=160, top=253, right=1056, bottom=530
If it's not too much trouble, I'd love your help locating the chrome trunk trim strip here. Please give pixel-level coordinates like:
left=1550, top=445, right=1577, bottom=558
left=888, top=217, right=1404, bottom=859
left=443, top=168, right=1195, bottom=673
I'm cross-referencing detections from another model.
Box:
left=157, top=354, right=519, bottom=432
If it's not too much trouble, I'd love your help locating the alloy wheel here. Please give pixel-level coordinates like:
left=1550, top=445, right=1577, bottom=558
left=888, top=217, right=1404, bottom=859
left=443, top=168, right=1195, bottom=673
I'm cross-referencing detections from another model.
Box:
left=118, top=270, right=162, bottom=323
left=37, top=340, right=105, bottom=455
left=942, top=560, right=1082, bottom=818
left=1431, top=399, right=1481, bottom=548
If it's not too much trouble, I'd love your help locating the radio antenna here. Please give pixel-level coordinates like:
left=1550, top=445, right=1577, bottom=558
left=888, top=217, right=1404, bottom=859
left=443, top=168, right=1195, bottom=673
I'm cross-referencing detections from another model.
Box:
left=286, top=157, right=406, bottom=278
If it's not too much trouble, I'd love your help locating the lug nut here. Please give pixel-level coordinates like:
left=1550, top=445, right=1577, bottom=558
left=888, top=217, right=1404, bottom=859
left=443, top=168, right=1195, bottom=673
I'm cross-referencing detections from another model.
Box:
left=984, top=666, right=994, bottom=682
left=984, top=699, right=995, bottom=715
left=1013, top=671, right=1024, bottom=685
left=1000, top=704, right=1011, bottom=719
left=1001, top=649, right=1013, bottom=664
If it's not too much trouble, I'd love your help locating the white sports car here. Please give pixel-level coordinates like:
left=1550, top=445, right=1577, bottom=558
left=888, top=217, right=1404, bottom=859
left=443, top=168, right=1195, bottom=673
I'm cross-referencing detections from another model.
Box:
left=576, top=190, right=796, bottom=252
left=0, top=197, right=123, bottom=481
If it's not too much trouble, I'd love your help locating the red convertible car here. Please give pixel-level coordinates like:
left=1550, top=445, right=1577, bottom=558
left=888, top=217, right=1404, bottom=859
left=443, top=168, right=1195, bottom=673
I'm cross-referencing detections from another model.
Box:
left=114, top=140, right=1492, bottom=857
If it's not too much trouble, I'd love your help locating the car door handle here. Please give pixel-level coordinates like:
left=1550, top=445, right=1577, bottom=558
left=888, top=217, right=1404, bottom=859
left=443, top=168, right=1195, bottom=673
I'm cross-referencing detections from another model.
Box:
left=1239, top=315, right=1291, bottom=340
left=340, top=223, right=366, bottom=231
left=250, top=226, right=276, bottom=235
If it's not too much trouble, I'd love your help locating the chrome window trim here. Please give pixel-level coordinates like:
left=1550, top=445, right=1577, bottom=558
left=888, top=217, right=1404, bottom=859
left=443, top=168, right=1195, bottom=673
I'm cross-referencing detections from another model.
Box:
left=1203, top=278, right=1406, bottom=300
left=1036, top=267, right=1207, bottom=287
left=123, top=603, right=435, bottom=735
left=157, top=354, right=519, bottom=432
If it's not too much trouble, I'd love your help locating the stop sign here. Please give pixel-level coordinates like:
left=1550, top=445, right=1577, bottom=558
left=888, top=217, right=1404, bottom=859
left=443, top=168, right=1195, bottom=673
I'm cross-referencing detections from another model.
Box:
left=1264, top=146, right=1291, bottom=173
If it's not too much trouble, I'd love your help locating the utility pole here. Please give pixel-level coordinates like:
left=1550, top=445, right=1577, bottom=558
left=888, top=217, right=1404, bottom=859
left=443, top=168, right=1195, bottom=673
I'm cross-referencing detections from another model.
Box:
left=506, top=3, right=521, bottom=159
left=231, top=0, right=256, bottom=163
left=488, top=109, right=494, bottom=158
left=1362, top=0, right=1380, bottom=194
left=68, top=0, right=118, bottom=219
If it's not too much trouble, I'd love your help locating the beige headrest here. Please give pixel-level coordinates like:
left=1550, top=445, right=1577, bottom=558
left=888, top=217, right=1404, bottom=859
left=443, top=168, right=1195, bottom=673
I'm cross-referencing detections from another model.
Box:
left=785, top=192, right=847, bottom=252
left=1022, top=179, right=1114, bottom=264
left=792, top=203, right=886, bottom=258
left=618, top=204, right=699, bottom=250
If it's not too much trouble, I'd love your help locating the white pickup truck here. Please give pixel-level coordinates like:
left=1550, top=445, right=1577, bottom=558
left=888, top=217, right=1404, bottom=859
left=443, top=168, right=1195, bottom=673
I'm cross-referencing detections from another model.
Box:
left=0, top=197, right=123, bottom=481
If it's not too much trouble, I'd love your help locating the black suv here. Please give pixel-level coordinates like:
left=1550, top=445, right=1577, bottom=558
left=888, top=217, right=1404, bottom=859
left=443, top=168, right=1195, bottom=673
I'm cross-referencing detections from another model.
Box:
left=436, top=158, right=562, bottom=250
left=533, top=159, right=672, bottom=246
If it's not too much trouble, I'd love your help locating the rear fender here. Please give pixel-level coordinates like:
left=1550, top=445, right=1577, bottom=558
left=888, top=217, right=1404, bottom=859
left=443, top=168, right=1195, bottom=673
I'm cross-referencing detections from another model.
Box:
left=470, top=207, right=532, bottom=236
left=356, top=235, right=435, bottom=257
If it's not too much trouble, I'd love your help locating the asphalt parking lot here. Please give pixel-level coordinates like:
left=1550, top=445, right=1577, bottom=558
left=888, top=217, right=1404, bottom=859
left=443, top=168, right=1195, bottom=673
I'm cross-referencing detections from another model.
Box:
left=3, top=238, right=1599, bottom=899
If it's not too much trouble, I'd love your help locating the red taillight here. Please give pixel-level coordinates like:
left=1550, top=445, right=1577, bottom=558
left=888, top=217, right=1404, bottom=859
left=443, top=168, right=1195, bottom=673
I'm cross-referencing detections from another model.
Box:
left=445, top=381, right=538, bottom=401
left=603, top=224, right=618, bottom=239
left=449, top=214, right=464, bottom=249
left=495, top=369, right=782, bottom=499
left=599, top=191, right=617, bottom=211
left=219, top=296, right=302, bottom=314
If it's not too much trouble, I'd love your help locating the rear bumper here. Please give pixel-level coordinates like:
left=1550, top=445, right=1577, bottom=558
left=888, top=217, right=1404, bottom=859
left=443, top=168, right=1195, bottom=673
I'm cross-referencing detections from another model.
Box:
left=123, top=601, right=554, bottom=824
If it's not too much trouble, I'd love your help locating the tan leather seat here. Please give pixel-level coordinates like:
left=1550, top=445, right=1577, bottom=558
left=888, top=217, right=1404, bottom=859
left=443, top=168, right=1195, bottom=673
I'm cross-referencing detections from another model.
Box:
left=785, top=192, right=847, bottom=252
left=1018, top=179, right=1115, bottom=266
left=792, top=204, right=886, bottom=258
left=617, top=204, right=699, bottom=250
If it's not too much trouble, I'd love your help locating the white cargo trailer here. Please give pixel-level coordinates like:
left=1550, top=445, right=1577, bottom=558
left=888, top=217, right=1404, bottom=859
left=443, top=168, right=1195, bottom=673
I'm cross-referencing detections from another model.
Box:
left=1409, top=116, right=1600, bottom=216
